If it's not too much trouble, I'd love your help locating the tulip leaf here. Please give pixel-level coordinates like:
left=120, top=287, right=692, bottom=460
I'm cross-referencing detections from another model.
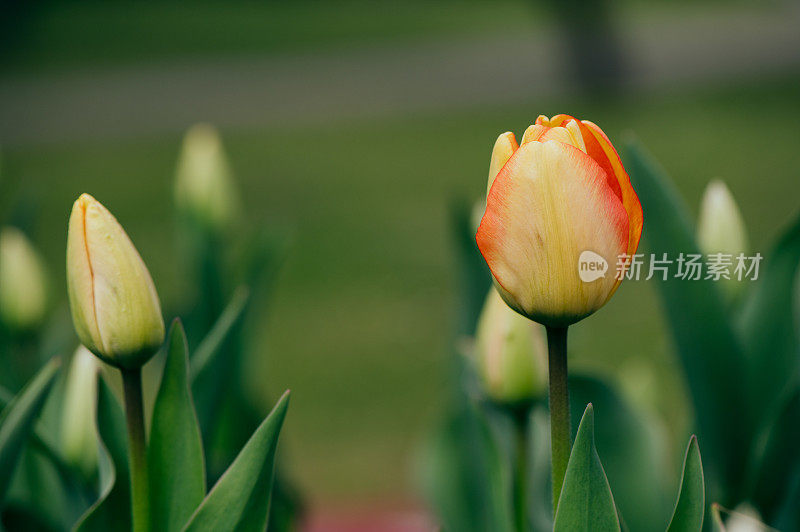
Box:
left=624, top=138, right=750, bottom=495
left=737, top=213, right=800, bottom=422
left=774, top=464, right=800, bottom=531
left=0, top=383, right=77, bottom=485
left=73, top=378, right=131, bottom=532
left=183, top=390, right=290, bottom=531
left=666, top=436, right=705, bottom=532
left=190, top=286, right=250, bottom=381
left=749, top=387, right=800, bottom=523
left=419, top=393, right=517, bottom=532
left=148, top=320, right=206, bottom=531
left=450, top=197, right=492, bottom=337
left=0, top=357, right=60, bottom=503
left=553, top=404, right=620, bottom=532
left=570, top=375, right=669, bottom=532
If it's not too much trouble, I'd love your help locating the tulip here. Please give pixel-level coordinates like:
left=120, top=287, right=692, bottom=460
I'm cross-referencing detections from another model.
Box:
left=697, top=179, right=749, bottom=251
left=0, top=227, right=48, bottom=331
left=61, top=346, right=99, bottom=478
left=476, top=114, right=643, bottom=328
left=697, top=180, right=748, bottom=257
left=174, top=123, right=240, bottom=232
left=697, top=180, right=749, bottom=300
left=476, top=114, right=643, bottom=513
left=66, top=193, right=165, bottom=369
left=474, top=288, right=547, bottom=404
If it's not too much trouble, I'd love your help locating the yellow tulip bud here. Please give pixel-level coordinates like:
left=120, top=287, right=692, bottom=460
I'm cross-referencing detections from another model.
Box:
left=697, top=180, right=748, bottom=257
left=0, top=227, right=48, bottom=331
left=474, top=288, right=548, bottom=403
left=697, top=180, right=748, bottom=300
left=61, top=346, right=99, bottom=477
left=477, top=115, right=643, bottom=327
left=66, top=194, right=165, bottom=368
left=174, top=123, right=240, bottom=232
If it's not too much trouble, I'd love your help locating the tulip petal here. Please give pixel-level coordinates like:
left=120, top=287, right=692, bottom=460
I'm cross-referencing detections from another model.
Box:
left=580, top=120, right=643, bottom=260
left=521, top=124, right=547, bottom=145
left=82, top=199, right=164, bottom=362
left=477, top=141, right=629, bottom=326
left=487, top=132, right=518, bottom=195
left=536, top=114, right=571, bottom=128
left=539, top=126, right=587, bottom=153
left=67, top=200, right=102, bottom=356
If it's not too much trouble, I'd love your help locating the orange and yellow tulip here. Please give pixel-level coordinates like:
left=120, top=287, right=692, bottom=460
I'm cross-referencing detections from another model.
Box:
left=476, top=114, right=643, bottom=327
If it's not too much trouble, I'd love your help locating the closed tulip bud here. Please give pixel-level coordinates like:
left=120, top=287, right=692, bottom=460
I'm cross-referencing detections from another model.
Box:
left=61, top=346, right=99, bottom=478
left=0, top=227, right=48, bottom=331
left=474, top=288, right=548, bottom=404
left=67, top=194, right=165, bottom=368
left=476, top=114, right=643, bottom=327
left=724, top=504, right=765, bottom=532
left=697, top=180, right=748, bottom=300
left=697, top=180, right=748, bottom=258
left=174, top=123, right=240, bottom=232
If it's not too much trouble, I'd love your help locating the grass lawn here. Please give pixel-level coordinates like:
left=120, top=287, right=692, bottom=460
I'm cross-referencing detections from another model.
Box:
left=0, top=0, right=538, bottom=74
left=1, top=0, right=766, bottom=75
left=2, top=76, right=798, bottom=502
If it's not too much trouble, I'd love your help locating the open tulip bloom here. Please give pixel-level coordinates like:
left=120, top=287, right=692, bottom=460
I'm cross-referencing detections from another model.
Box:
left=475, top=114, right=643, bottom=514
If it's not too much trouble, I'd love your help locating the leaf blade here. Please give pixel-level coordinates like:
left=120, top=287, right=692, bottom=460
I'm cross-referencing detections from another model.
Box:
left=666, top=435, right=705, bottom=532
left=148, top=320, right=206, bottom=531
left=553, top=404, right=620, bottom=532
left=570, top=375, right=670, bottom=531
left=189, top=287, right=250, bottom=382
left=73, top=377, right=131, bottom=532
left=737, top=213, right=800, bottom=421
left=623, top=138, right=750, bottom=495
left=0, top=357, right=61, bottom=502
left=183, top=391, right=290, bottom=532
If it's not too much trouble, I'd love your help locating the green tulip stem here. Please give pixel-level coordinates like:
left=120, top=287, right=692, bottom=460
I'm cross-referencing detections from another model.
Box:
left=122, top=367, right=150, bottom=532
left=511, top=407, right=531, bottom=532
left=546, top=325, right=571, bottom=514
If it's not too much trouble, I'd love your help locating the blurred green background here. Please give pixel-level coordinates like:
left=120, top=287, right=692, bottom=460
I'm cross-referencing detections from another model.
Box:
left=1, top=0, right=798, bottom=511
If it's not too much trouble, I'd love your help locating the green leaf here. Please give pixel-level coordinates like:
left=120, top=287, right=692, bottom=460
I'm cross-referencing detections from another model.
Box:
left=553, top=404, right=620, bottom=532
left=570, top=375, right=669, bottom=532
left=149, top=320, right=206, bottom=531
left=0, top=357, right=60, bottom=502
left=774, top=464, right=800, bottom=531
left=666, top=436, right=705, bottom=532
left=0, top=383, right=79, bottom=488
left=449, top=197, right=492, bottom=338
left=749, top=387, right=800, bottom=524
left=624, top=139, right=750, bottom=495
left=183, top=391, right=290, bottom=531
left=190, top=287, right=250, bottom=382
left=737, top=213, right=800, bottom=422
left=418, top=395, right=516, bottom=532
left=73, top=378, right=131, bottom=532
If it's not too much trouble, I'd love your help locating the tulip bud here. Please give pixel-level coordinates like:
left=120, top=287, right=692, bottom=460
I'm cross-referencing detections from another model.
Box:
left=724, top=504, right=765, bottom=532
left=174, top=123, right=240, bottom=232
left=67, top=194, right=165, bottom=368
left=476, top=115, right=643, bottom=327
left=697, top=180, right=748, bottom=257
left=474, top=288, right=548, bottom=404
left=61, top=346, right=99, bottom=478
left=697, top=180, right=748, bottom=300
left=0, top=227, right=48, bottom=331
